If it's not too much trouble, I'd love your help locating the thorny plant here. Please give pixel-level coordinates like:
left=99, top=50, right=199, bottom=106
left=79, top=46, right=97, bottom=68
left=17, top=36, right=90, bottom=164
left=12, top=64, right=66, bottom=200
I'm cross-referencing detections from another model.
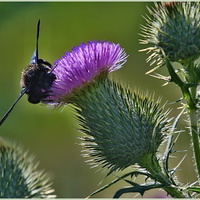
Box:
left=1, top=2, right=200, bottom=198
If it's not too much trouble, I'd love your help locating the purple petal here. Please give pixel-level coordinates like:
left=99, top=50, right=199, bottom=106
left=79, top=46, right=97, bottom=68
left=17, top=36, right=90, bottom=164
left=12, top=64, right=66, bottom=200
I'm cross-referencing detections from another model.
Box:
left=45, top=41, right=127, bottom=103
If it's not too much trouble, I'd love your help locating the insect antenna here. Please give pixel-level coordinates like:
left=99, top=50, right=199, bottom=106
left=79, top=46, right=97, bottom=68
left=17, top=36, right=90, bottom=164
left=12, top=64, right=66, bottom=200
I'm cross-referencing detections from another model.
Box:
left=0, top=88, right=27, bottom=126
left=35, top=19, right=40, bottom=63
left=0, top=20, right=40, bottom=127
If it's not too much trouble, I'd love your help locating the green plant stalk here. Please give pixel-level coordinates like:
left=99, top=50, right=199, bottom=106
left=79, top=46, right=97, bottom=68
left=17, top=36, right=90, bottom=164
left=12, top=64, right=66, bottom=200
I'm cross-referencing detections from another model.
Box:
left=190, top=109, right=200, bottom=177
left=165, top=59, right=195, bottom=109
left=140, top=154, right=187, bottom=198
left=185, top=59, right=200, bottom=179
left=166, top=60, right=200, bottom=179
left=189, top=84, right=200, bottom=179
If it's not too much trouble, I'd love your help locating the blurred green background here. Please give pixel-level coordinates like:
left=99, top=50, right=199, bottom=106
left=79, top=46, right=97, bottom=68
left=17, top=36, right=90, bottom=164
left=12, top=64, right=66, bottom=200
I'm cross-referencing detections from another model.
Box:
left=0, top=2, right=195, bottom=198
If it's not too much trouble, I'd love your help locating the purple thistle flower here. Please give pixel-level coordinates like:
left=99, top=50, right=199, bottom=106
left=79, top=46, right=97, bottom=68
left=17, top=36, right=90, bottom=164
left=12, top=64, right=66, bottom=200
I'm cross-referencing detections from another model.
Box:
left=45, top=41, right=127, bottom=103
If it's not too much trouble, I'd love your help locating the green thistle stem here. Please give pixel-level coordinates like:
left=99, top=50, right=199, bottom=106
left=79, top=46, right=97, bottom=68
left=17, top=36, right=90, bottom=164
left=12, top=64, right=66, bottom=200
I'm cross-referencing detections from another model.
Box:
left=140, top=154, right=187, bottom=198
left=189, top=109, right=200, bottom=178
left=186, top=66, right=200, bottom=179
left=165, top=59, right=195, bottom=109
left=166, top=60, right=200, bottom=181
left=188, top=82, right=200, bottom=179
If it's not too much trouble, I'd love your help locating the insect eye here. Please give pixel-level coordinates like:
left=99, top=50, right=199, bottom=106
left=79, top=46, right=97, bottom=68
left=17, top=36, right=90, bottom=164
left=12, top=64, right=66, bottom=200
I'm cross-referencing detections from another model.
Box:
left=28, top=96, right=40, bottom=104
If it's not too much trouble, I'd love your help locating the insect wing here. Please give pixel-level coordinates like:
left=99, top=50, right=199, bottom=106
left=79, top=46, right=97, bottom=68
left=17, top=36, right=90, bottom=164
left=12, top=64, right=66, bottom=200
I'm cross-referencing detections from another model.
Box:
left=30, top=50, right=37, bottom=64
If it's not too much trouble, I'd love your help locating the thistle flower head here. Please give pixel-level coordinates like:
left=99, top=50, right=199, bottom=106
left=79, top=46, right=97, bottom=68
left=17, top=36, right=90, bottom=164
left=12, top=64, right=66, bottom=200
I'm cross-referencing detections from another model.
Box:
left=140, top=2, right=200, bottom=66
left=0, top=137, right=55, bottom=198
left=44, top=41, right=127, bottom=104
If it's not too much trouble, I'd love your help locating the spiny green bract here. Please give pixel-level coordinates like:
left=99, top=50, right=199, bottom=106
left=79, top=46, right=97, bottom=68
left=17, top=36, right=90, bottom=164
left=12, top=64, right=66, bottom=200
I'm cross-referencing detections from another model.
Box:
left=140, top=2, right=200, bottom=66
left=0, top=137, right=55, bottom=198
left=70, top=78, right=170, bottom=173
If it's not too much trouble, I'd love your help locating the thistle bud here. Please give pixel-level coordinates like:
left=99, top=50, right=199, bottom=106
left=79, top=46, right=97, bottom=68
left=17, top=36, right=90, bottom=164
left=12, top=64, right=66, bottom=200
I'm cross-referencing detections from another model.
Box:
left=72, top=78, right=170, bottom=173
left=0, top=137, right=55, bottom=198
left=140, top=2, right=200, bottom=66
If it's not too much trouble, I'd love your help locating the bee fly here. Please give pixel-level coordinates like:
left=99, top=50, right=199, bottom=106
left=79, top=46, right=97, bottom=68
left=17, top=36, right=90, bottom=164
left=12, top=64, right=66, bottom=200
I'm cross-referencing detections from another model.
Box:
left=0, top=20, right=56, bottom=126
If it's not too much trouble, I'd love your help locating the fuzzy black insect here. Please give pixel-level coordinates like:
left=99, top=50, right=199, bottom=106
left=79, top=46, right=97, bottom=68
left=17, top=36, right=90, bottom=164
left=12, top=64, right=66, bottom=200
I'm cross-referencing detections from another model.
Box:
left=20, top=20, right=56, bottom=104
left=0, top=20, right=56, bottom=126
